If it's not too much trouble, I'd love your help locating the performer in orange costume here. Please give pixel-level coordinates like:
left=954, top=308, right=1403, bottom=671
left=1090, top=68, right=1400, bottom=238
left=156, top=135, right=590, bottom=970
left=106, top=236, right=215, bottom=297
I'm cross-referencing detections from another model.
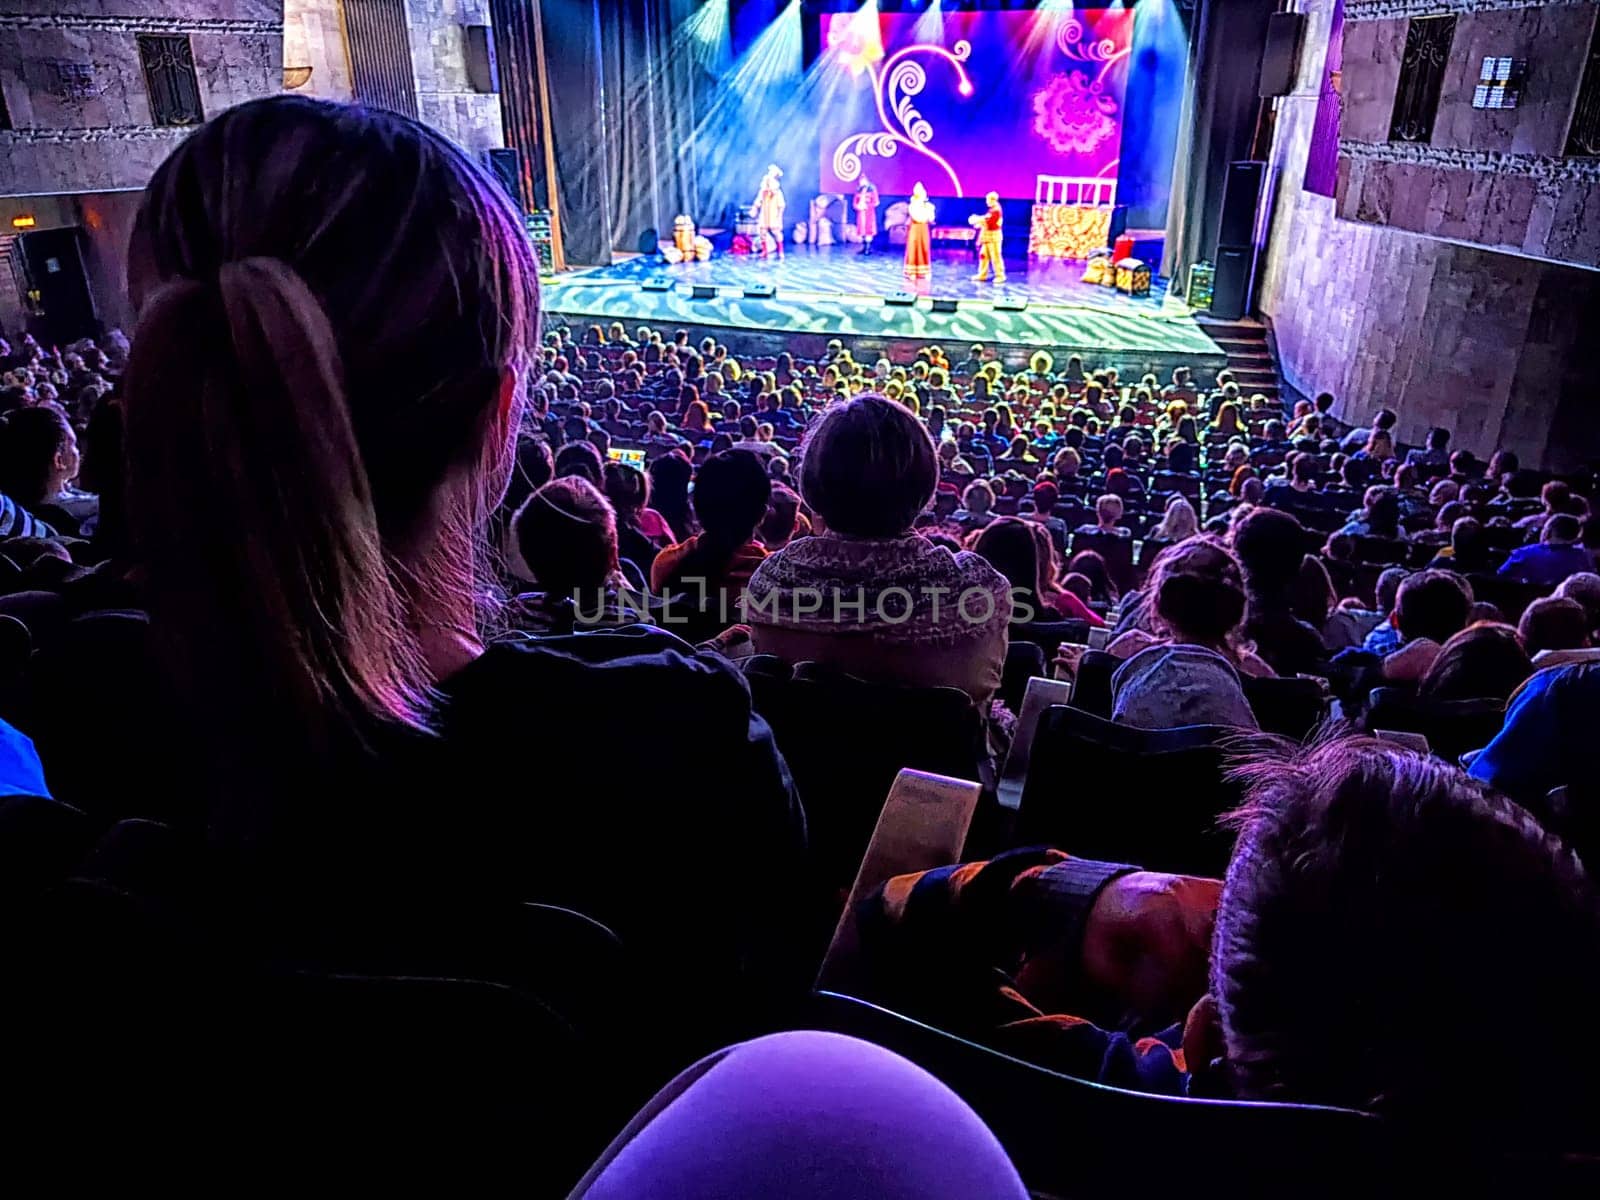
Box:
left=754, top=164, right=786, bottom=258
left=971, top=191, right=1005, bottom=283
left=854, top=176, right=879, bottom=255
left=904, top=182, right=934, bottom=279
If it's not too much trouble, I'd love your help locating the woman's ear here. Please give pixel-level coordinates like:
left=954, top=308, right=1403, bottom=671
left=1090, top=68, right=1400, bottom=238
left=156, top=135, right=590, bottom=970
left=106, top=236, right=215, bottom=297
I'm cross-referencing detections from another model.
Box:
left=497, top=370, right=519, bottom=431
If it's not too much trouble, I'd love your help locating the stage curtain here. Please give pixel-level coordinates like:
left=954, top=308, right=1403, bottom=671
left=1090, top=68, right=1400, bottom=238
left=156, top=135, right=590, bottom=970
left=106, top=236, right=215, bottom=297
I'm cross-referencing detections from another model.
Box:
left=517, top=0, right=705, bottom=266
left=1161, top=0, right=1276, bottom=291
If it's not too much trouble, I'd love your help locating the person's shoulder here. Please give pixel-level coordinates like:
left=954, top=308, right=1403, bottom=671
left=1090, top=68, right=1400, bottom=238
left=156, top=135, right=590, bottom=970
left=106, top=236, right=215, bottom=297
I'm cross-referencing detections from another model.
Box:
left=451, top=628, right=752, bottom=719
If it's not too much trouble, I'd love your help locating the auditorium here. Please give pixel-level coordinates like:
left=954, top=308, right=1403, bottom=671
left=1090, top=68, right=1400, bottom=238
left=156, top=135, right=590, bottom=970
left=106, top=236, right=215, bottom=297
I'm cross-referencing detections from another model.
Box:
left=0, top=0, right=1598, bottom=1189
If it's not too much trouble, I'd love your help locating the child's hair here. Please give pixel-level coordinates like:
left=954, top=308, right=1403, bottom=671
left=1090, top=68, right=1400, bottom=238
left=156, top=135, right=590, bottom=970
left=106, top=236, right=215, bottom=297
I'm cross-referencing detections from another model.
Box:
left=1144, top=536, right=1247, bottom=647
left=515, top=476, right=619, bottom=596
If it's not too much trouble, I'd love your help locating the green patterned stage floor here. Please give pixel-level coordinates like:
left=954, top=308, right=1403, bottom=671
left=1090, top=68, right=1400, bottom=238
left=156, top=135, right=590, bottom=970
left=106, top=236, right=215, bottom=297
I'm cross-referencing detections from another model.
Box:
left=543, top=245, right=1227, bottom=376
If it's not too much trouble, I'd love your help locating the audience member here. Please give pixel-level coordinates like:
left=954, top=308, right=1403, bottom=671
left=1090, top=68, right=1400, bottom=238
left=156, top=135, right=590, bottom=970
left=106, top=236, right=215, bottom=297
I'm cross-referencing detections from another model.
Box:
left=1517, top=596, right=1591, bottom=658
left=1231, top=507, right=1327, bottom=676
left=1498, top=515, right=1592, bottom=587
left=746, top=395, right=1009, bottom=706
left=1415, top=623, right=1532, bottom=703
left=1104, top=537, right=1269, bottom=729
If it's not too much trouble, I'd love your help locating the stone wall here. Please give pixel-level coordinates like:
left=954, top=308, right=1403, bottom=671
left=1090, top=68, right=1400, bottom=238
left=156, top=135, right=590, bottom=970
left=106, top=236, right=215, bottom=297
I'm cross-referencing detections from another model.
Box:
left=0, top=1, right=284, bottom=196
left=1258, top=0, right=1600, bottom=471
left=410, top=0, right=501, bottom=155
left=283, top=0, right=353, bottom=101
left=1337, top=0, right=1600, bottom=268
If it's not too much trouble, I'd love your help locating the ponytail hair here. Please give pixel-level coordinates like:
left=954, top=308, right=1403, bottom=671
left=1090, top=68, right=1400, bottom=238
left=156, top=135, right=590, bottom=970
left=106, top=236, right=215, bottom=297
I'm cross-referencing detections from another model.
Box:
left=122, top=96, right=537, bottom=837
left=125, top=258, right=431, bottom=752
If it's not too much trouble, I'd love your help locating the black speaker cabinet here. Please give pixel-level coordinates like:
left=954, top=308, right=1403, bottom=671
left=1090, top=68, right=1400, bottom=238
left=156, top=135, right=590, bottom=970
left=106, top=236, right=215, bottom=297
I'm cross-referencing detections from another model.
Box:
left=1258, top=13, right=1306, bottom=97
left=1210, top=243, right=1257, bottom=320
left=1217, top=160, right=1266, bottom=250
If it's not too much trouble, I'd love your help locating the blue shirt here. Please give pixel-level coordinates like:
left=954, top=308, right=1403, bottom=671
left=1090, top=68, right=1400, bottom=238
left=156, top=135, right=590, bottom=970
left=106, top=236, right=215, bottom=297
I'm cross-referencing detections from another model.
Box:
left=1469, top=664, right=1599, bottom=805
left=1362, top=621, right=1402, bottom=657
left=1497, top=542, right=1594, bottom=587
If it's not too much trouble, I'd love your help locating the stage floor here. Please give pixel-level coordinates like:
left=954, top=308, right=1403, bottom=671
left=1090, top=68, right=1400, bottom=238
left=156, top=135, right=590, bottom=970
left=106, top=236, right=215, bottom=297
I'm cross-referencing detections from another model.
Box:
left=542, top=245, right=1227, bottom=374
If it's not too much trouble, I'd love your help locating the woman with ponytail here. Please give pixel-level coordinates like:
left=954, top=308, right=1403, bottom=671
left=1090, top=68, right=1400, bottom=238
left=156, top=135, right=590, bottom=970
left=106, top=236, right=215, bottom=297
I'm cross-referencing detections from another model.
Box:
left=41, top=96, right=804, bottom=1008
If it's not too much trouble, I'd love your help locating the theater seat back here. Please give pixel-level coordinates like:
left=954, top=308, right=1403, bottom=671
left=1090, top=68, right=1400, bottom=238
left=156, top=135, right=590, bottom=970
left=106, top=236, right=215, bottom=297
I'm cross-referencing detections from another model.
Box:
left=1017, top=705, right=1241, bottom=875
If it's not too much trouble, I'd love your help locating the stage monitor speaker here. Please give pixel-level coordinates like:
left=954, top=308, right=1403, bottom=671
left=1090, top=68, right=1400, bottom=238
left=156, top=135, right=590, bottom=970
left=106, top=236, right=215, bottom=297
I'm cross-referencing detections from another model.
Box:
left=638, top=227, right=659, bottom=255
left=1217, top=160, right=1266, bottom=250
left=743, top=284, right=776, bottom=299
left=1210, top=243, right=1257, bottom=320
left=464, top=25, right=499, bottom=93
left=640, top=279, right=672, bottom=293
left=931, top=297, right=959, bottom=314
left=994, top=297, right=1028, bottom=312
left=483, top=148, right=523, bottom=214
left=1258, top=13, right=1306, bottom=98
left=884, top=292, right=916, bottom=307
left=691, top=284, right=719, bottom=300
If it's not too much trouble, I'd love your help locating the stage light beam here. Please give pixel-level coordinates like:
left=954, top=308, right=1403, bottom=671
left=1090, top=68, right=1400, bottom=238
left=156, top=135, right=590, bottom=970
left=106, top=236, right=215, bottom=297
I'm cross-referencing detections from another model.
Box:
left=682, top=0, right=731, bottom=74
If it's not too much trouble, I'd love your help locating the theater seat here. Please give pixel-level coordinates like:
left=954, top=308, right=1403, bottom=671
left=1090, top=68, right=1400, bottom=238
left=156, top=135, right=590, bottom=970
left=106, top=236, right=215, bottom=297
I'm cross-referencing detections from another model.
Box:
left=1365, top=688, right=1507, bottom=764
left=1001, top=639, right=1047, bottom=714
left=1016, top=705, right=1242, bottom=876
left=810, top=990, right=1396, bottom=1199
left=741, top=657, right=987, bottom=891
left=1069, top=532, right=1137, bottom=594
left=1067, top=648, right=1120, bottom=718
left=1241, top=674, right=1329, bottom=741
left=1010, top=618, right=1092, bottom=658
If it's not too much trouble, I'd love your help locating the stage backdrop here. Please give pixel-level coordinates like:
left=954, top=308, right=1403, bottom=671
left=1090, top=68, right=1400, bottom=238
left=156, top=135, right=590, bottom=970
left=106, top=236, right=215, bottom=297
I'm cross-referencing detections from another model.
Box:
left=818, top=8, right=1135, bottom=201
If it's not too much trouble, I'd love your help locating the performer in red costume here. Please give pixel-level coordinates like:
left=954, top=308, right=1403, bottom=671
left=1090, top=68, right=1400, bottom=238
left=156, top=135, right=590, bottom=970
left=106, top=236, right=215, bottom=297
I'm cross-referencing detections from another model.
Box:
left=854, top=176, right=879, bottom=256
left=904, top=182, right=933, bottom=280
left=970, top=191, right=1005, bottom=283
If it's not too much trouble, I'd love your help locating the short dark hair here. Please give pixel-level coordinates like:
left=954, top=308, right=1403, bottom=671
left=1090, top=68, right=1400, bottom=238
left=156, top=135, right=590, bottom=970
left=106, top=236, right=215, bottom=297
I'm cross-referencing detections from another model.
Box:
left=1231, top=506, right=1308, bottom=596
left=1428, top=426, right=1450, bottom=450
left=1395, top=569, right=1471, bottom=643
left=1519, top=596, right=1591, bottom=656
left=1417, top=622, right=1531, bottom=702
left=554, top=439, right=603, bottom=485
left=1217, top=738, right=1600, bottom=1131
left=1373, top=409, right=1397, bottom=431
left=1545, top=513, right=1582, bottom=544
left=515, top=476, right=617, bottom=596
left=692, top=449, right=771, bottom=539
left=797, top=394, right=937, bottom=537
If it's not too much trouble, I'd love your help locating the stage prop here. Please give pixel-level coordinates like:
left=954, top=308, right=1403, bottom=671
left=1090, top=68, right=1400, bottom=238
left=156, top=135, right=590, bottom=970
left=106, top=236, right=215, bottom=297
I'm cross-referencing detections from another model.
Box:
left=1028, top=175, right=1117, bottom=261
left=1080, top=247, right=1115, bottom=287
left=662, top=214, right=712, bottom=264
left=1115, top=257, right=1151, bottom=298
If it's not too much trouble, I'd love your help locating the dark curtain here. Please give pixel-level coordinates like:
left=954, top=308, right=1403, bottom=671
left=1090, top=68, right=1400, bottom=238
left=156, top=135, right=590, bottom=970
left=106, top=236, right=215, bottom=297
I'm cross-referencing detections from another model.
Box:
left=1162, top=0, right=1276, bottom=289
left=525, top=0, right=704, bottom=266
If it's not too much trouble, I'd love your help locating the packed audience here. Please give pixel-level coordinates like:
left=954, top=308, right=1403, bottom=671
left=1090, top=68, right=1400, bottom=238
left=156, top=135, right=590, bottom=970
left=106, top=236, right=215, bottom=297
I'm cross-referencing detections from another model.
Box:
left=1, top=95, right=1597, bottom=1180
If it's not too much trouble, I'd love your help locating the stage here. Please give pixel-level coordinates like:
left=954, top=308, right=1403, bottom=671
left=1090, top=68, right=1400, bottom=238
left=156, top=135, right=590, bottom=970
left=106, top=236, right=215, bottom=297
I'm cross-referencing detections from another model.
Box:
left=542, top=245, right=1227, bottom=378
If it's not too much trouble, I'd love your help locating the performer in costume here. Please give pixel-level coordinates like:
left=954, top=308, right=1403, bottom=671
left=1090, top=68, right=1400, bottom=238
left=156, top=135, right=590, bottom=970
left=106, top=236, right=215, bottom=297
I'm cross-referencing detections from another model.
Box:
left=854, top=177, right=880, bottom=255
left=970, top=191, right=1005, bottom=284
left=754, top=164, right=786, bottom=258
left=904, top=182, right=933, bottom=279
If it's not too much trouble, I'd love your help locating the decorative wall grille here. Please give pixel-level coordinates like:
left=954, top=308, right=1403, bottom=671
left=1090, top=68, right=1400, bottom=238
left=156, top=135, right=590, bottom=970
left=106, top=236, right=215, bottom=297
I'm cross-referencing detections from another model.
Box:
left=1567, top=18, right=1600, bottom=157
left=137, top=34, right=203, bottom=127
left=1388, top=15, right=1456, bottom=144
